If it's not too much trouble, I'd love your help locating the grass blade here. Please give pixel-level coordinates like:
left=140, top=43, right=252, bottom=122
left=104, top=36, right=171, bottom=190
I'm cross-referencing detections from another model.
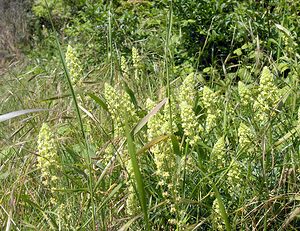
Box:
left=0, top=109, right=47, bottom=122
left=88, top=93, right=109, bottom=112
left=125, top=120, right=150, bottom=230
left=133, top=98, right=167, bottom=135
left=211, top=183, right=231, bottom=231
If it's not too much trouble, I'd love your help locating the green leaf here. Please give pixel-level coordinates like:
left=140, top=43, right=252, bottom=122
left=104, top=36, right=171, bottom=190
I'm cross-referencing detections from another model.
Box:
left=211, top=183, right=231, bottom=231
left=233, top=48, right=242, bottom=56
left=0, top=109, right=48, bottom=122
left=88, top=93, right=108, bottom=112
left=133, top=98, right=167, bottom=135
left=125, top=120, right=150, bottom=231
left=137, top=135, right=169, bottom=155
left=123, top=82, right=138, bottom=108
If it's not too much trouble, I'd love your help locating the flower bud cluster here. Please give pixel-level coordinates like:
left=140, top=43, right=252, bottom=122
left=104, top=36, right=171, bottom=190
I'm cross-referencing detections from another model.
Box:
left=202, top=86, right=221, bottom=131
left=104, top=83, right=138, bottom=137
left=211, top=137, right=226, bottom=169
left=212, top=199, right=225, bottom=231
left=179, top=73, right=202, bottom=146
left=65, top=44, right=83, bottom=86
left=238, top=81, right=253, bottom=106
left=254, top=67, right=280, bottom=124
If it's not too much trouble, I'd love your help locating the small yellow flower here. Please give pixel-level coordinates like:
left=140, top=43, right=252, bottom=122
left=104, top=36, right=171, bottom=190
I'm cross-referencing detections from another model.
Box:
left=254, top=67, right=280, bottom=124
left=104, top=83, right=138, bottom=136
left=238, top=123, right=254, bottom=148
left=179, top=73, right=203, bottom=146
left=202, top=86, right=221, bottom=131
left=211, top=137, right=226, bottom=168
left=238, top=81, right=252, bottom=106
left=65, top=44, right=83, bottom=86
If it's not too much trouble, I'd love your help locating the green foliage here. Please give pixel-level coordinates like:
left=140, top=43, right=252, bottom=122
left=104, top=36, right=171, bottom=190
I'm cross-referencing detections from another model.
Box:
left=32, top=0, right=70, bottom=18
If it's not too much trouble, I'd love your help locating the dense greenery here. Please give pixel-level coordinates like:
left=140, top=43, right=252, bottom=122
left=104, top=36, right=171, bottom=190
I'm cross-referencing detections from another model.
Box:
left=1, top=0, right=300, bottom=230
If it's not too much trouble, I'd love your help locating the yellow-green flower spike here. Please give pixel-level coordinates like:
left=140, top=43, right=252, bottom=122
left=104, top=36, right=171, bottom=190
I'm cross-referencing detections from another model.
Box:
left=179, top=73, right=202, bottom=146
left=146, top=98, right=176, bottom=187
left=132, top=47, right=140, bottom=80
left=211, top=137, right=226, bottom=168
left=37, top=123, right=61, bottom=204
left=212, top=198, right=225, bottom=231
left=104, top=83, right=138, bottom=136
left=202, top=86, right=218, bottom=109
left=65, top=44, right=83, bottom=86
left=227, top=160, right=243, bottom=197
left=132, top=47, right=140, bottom=69
left=238, top=123, right=254, bottom=148
left=125, top=160, right=139, bottom=216
left=202, top=86, right=221, bottom=131
left=254, top=67, right=280, bottom=124
left=238, top=81, right=252, bottom=106
left=121, top=56, right=129, bottom=79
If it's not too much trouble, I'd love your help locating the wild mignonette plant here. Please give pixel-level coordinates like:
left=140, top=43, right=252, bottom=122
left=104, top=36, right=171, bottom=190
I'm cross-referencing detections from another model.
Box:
left=253, top=66, right=281, bottom=124
left=65, top=44, right=83, bottom=87
left=210, top=136, right=226, bottom=170
left=179, top=73, right=202, bottom=146
left=37, top=123, right=60, bottom=196
left=104, top=83, right=139, bottom=137
left=202, top=86, right=222, bottom=132
left=3, top=4, right=300, bottom=229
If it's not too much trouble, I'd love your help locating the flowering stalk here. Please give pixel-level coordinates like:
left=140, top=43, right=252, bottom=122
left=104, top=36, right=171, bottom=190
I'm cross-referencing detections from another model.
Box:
left=104, top=83, right=138, bottom=137
left=37, top=123, right=60, bottom=203
left=146, top=98, right=179, bottom=223
left=132, top=47, right=140, bottom=81
left=202, top=86, right=221, bottom=132
left=179, top=73, right=202, bottom=146
left=211, top=137, right=226, bottom=169
left=65, top=44, right=83, bottom=87
left=254, top=67, right=280, bottom=124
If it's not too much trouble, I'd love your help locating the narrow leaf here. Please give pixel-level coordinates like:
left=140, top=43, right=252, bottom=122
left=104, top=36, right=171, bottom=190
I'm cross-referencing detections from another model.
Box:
left=123, top=82, right=138, bottom=108
left=133, top=98, right=167, bottom=135
left=125, top=121, right=150, bottom=231
left=137, top=135, right=169, bottom=155
left=88, top=93, right=108, bottom=111
left=0, top=109, right=47, bottom=122
left=211, top=183, right=231, bottom=231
